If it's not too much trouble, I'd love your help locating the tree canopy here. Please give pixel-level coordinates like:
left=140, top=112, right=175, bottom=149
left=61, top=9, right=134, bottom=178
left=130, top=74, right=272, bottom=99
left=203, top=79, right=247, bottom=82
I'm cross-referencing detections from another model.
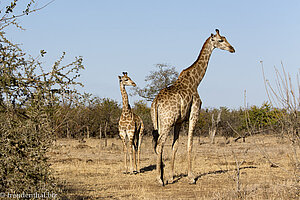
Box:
left=131, top=63, right=179, bottom=101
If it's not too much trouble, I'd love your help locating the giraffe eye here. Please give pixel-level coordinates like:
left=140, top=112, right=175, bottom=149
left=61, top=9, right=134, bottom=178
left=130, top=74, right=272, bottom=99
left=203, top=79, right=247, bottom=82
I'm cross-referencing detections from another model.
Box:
left=218, top=39, right=224, bottom=43
left=124, top=79, right=129, bottom=81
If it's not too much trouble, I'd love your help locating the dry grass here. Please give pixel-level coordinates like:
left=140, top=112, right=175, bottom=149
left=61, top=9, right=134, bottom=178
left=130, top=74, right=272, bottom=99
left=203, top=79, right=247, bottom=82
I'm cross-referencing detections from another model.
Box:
left=49, top=135, right=299, bottom=199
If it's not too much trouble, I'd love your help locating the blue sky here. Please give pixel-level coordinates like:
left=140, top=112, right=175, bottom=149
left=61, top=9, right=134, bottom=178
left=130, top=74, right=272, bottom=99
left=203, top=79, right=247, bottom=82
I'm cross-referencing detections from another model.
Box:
left=7, top=0, right=300, bottom=108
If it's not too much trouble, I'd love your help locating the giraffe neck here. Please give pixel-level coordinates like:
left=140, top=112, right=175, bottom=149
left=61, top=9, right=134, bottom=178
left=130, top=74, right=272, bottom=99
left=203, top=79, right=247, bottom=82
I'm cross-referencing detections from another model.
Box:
left=120, top=83, right=131, bottom=112
left=177, top=37, right=214, bottom=89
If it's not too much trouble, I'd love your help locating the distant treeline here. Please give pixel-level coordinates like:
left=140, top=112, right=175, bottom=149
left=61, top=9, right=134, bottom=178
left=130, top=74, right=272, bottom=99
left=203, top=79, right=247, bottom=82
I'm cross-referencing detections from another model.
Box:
left=51, top=96, right=284, bottom=140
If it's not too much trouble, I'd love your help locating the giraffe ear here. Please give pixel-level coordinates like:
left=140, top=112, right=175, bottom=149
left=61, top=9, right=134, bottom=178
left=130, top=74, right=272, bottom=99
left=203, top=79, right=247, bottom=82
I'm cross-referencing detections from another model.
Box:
left=211, top=33, right=215, bottom=41
left=118, top=76, right=122, bottom=80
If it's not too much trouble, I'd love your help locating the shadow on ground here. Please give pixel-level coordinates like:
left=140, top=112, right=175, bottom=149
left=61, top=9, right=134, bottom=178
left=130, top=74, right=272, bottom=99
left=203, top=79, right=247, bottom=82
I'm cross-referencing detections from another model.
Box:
left=140, top=164, right=156, bottom=173
left=169, top=166, right=257, bottom=184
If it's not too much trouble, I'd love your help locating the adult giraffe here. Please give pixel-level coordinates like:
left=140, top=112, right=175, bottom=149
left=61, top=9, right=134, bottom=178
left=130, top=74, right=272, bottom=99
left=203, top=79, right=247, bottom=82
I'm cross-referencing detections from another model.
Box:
left=151, top=29, right=235, bottom=186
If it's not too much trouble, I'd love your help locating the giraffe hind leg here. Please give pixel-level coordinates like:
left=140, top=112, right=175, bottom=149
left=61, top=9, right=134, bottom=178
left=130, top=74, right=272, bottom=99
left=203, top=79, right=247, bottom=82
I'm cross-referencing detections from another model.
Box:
left=168, top=122, right=181, bottom=184
left=156, top=125, right=171, bottom=186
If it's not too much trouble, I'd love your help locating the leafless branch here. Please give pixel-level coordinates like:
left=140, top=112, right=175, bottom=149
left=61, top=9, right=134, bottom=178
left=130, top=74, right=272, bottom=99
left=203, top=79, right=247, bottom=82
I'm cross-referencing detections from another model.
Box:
left=0, top=0, right=55, bottom=22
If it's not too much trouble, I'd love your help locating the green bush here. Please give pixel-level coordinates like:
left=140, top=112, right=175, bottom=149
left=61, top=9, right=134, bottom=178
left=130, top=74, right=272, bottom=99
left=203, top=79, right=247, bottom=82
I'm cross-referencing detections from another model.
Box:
left=242, top=102, right=281, bottom=132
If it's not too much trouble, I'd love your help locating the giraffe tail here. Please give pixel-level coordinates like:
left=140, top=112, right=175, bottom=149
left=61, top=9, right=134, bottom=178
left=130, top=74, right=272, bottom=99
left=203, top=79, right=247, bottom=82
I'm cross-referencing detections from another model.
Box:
left=152, top=130, right=159, bottom=154
left=151, top=99, right=159, bottom=154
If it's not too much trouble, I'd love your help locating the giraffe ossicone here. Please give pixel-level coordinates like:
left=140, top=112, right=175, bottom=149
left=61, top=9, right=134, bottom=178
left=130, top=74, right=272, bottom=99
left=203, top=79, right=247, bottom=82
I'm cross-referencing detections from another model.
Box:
left=151, top=29, right=235, bottom=186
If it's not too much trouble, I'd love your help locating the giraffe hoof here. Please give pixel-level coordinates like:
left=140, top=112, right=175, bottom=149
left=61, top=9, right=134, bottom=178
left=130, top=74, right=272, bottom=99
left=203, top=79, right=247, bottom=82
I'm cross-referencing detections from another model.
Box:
left=157, top=178, right=165, bottom=186
left=129, top=170, right=138, bottom=175
left=158, top=180, right=165, bottom=186
left=123, top=171, right=129, bottom=174
left=188, top=178, right=196, bottom=184
left=167, top=177, right=175, bottom=184
left=188, top=173, right=196, bottom=184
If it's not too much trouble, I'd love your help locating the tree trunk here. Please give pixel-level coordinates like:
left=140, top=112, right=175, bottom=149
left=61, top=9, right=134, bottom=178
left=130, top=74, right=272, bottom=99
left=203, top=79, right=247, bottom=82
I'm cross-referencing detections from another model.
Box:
left=104, top=121, right=108, bottom=147
left=99, top=124, right=102, bottom=139
left=210, top=110, right=222, bottom=144
left=66, top=122, right=70, bottom=138
left=86, top=126, right=90, bottom=139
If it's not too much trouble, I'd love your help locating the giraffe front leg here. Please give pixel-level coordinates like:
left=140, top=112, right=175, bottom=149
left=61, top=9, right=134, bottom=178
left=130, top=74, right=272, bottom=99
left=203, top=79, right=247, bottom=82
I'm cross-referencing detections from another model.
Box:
left=132, top=141, right=137, bottom=173
left=128, top=131, right=136, bottom=174
left=120, top=132, right=128, bottom=174
left=187, top=96, right=201, bottom=184
left=187, top=125, right=196, bottom=184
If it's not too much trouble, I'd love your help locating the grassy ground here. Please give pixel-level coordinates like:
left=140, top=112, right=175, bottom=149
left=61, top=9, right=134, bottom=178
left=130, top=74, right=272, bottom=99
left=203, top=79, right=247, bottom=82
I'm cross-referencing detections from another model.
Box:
left=49, top=135, right=299, bottom=199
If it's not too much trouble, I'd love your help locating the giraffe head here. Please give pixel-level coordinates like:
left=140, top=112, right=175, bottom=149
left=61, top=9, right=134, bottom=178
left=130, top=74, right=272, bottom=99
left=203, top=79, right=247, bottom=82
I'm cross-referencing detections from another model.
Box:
left=210, top=29, right=235, bottom=53
left=118, top=72, right=136, bottom=87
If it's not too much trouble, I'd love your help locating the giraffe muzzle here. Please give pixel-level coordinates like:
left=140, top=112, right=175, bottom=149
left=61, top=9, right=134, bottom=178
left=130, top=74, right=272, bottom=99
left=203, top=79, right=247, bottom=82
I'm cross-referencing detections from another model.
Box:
left=229, top=46, right=235, bottom=53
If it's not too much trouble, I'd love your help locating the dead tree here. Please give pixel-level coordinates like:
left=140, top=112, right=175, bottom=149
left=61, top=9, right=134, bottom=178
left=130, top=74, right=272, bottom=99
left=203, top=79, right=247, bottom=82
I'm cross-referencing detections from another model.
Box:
left=209, top=110, right=222, bottom=144
left=99, top=122, right=108, bottom=147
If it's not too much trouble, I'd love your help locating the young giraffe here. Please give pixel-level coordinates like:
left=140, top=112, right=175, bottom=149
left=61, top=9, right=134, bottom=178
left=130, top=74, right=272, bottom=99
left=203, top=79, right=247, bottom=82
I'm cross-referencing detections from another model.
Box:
left=118, top=72, right=144, bottom=174
left=151, top=29, right=235, bottom=185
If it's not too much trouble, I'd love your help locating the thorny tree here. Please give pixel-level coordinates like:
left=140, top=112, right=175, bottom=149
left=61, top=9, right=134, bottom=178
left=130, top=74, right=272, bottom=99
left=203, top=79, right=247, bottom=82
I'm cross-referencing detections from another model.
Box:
left=0, top=0, right=84, bottom=195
